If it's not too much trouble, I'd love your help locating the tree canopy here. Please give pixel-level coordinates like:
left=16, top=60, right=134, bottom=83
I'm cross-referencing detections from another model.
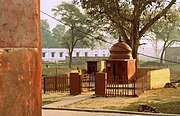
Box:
left=52, top=24, right=66, bottom=48
left=52, top=2, right=102, bottom=67
left=150, top=7, right=180, bottom=63
left=41, top=19, right=61, bottom=48
left=74, top=0, right=177, bottom=59
left=41, top=19, right=52, bottom=48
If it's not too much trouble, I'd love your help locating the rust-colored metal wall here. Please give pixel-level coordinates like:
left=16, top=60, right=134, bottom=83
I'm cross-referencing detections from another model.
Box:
left=0, top=0, right=41, bottom=116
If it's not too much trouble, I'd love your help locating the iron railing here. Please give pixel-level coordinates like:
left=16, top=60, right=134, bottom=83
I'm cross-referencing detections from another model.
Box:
left=43, top=74, right=69, bottom=94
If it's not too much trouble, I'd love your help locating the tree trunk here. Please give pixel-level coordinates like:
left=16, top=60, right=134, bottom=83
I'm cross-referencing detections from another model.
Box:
left=69, top=51, right=73, bottom=68
left=132, top=38, right=140, bottom=60
left=132, top=37, right=140, bottom=68
left=160, top=48, right=165, bottom=64
left=131, top=0, right=140, bottom=68
left=160, top=41, right=167, bottom=64
left=131, top=22, right=140, bottom=67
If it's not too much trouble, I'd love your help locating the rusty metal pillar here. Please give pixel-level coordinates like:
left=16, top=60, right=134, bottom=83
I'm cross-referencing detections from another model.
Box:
left=0, top=0, right=41, bottom=116
left=70, top=73, right=81, bottom=95
left=95, top=73, right=107, bottom=96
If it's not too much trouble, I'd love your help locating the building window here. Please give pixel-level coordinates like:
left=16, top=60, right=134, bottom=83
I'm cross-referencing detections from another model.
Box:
left=42, top=52, right=46, bottom=57
left=103, top=54, right=105, bottom=57
left=76, top=52, right=79, bottom=57
left=51, top=52, right=55, bottom=57
left=60, top=52, right=63, bottom=57
left=85, top=52, right=88, bottom=57
left=95, top=54, right=97, bottom=57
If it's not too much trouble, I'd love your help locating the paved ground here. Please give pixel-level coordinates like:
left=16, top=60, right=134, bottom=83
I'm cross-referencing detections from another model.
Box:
left=42, top=109, right=142, bottom=116
left=42, top=94, right=93, bottom=108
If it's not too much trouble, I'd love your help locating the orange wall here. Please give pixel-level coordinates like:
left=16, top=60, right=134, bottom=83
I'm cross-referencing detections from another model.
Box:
left=0, top=0, right=41, bottom=115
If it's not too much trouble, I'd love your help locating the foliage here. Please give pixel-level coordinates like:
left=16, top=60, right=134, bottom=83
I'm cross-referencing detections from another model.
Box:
left=52, top=24, right=66, bottom=48
left=150, top=8, right=180, bottom=63
left=52, top=2, right=103, bottom=68
left=74, top=0, right=177, bottom=59
left=41, top=19, right=53, bottom=48
left=41, top=19, right=61, bottom=48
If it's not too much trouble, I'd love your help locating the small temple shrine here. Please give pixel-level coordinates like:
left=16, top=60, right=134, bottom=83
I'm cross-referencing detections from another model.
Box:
left=106, top=40, right=136, bottom=84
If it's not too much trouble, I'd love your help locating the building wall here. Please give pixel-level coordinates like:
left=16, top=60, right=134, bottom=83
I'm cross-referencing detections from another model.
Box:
left=42, top=48, right=67, bottom=62
left=148, top=68, right=170, bottom=89
left=165, top=47, right=180, bottom=62
left=42, top=47, right=163, bottom=63
left=136, top=68, right=170, bottom=91
left=0, top=0, right=41, bottom=116
left=42, top=48, right=109, bottom=63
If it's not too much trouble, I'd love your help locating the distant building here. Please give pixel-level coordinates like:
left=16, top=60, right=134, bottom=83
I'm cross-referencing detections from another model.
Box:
left=42, top=39, right=180, bottom=63
left=165, top=47, right=180, bottom=62
left=42, top=48, right=67, bottom=62
left=42, top=48, right=109, bottom=63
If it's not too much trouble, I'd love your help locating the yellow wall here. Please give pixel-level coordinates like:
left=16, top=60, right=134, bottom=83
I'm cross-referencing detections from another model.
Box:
left=148, top=68, right=170, bottom=89
left=136, top=68, right=170, bottom=91
left=97, top=60, right=105, bottom=72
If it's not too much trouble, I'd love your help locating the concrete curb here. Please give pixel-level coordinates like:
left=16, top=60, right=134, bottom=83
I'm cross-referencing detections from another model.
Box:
left=42, top=107, right=179, bottom=116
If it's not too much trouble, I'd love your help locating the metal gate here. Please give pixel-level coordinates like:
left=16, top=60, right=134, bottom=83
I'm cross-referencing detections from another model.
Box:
left=105, top=76, right=136, bottom=97
left=81, top=74, right=95, bottom=92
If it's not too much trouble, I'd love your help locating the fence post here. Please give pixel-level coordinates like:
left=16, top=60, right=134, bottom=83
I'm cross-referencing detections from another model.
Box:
left=55, top=76, right=57, bottom=91
left=70, top=73, right=81, bottom=95
left=95, top=73, right=107, bottom=96
left=44, top=77, right=46, bottom=94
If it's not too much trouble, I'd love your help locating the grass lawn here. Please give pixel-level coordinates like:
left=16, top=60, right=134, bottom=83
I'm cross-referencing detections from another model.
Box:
left=65, top=88, right=180, bottom=114
left=42, top=63, right=86, bottom=76
left=121, top=88, right=180, bottom=114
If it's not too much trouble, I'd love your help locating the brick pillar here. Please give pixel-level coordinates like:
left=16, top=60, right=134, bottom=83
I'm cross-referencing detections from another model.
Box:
left=70, top=73, right=81, bottom=95
left=95, top=73, right=107, bottom=96
left=0, top=0, right=41, bottom=116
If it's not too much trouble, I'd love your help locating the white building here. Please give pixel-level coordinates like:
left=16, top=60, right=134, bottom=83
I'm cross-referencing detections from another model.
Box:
left=42, top=48, right=109, bottom=63
left=42, top=48, right=67, bottom=62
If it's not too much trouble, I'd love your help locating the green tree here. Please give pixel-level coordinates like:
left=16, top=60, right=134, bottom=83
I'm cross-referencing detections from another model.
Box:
left=150, top=8, right=180, bottom=63
left=75, top=0, right=176, bottom=61
left=41, top=19, right=52, bottom=48
left=52, top=3, right=102, bottom=68
left=52, top=24, right=66, bottom=48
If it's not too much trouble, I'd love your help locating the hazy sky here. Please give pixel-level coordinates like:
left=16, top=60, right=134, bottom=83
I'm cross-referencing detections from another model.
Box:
left=41, top=0, right=180, bottom=30
left=40, top=0, right=72, bottom=29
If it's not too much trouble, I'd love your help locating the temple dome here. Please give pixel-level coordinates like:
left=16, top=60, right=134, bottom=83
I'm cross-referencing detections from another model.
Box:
left=109, top=41, right=133, bottom=59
